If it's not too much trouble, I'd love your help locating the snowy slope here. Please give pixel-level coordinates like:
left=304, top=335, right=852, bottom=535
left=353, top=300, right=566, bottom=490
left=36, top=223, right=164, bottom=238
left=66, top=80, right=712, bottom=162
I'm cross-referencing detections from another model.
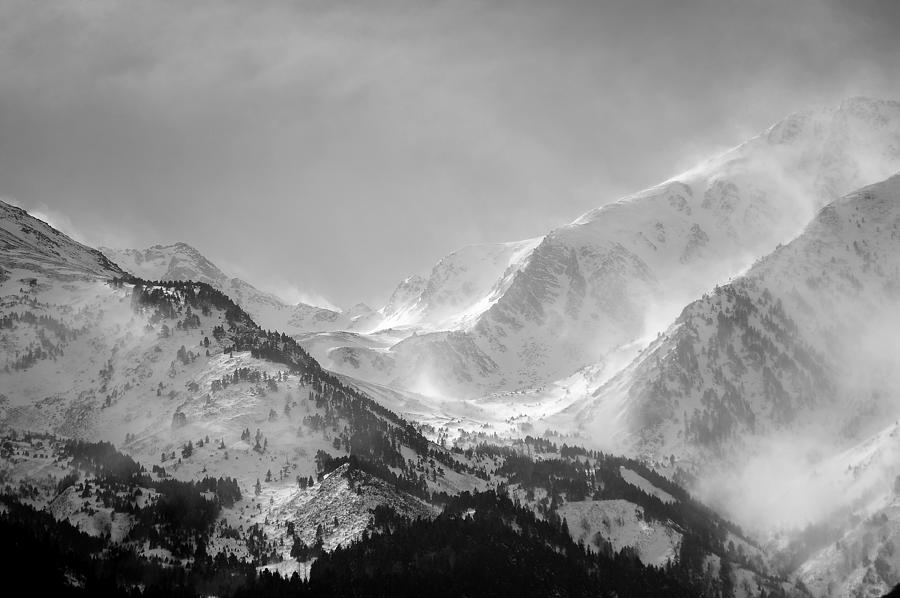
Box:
left=559, top=499, right=682, bottom=566
left=792, top=421, right=900, bottom=597
left=253, top=462, right=438, bottom=576
left=1, top=200, right=124, bottom=280
left=331, top=98, right=900, bottom=399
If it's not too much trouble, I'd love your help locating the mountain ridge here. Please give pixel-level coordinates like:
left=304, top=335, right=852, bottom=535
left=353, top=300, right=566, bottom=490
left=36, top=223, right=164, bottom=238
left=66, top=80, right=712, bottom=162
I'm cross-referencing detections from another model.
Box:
left=323, top=97, right=900, bottom=399
left=1, top=200, right=126, bottom=280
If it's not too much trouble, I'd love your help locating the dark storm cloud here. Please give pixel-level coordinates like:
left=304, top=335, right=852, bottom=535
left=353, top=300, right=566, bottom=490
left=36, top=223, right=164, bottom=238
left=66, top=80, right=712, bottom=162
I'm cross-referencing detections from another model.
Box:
left=1, top=0, right=898, bottom=307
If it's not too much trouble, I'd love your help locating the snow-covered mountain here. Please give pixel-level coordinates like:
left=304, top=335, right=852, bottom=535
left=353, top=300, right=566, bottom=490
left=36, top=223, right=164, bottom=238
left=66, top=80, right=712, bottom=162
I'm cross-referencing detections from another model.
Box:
left=102, top=242, right=374, bottom=334
left=562, top=172, right=900, bottom=530
left=102, top=243, right=235, bottom=287
left=378, top=238, right=542, bottom=331
left=327, top=98, right=900, bottom=399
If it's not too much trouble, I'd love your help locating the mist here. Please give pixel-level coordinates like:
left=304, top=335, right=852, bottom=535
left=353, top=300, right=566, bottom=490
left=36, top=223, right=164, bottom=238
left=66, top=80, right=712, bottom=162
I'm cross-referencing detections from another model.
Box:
left=694, top=196, right=900, bottom=534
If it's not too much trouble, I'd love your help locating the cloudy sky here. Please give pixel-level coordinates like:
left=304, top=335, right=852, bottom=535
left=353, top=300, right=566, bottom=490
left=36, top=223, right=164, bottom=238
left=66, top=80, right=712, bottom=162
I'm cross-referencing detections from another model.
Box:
left=1, top=0, right=899, bottom=308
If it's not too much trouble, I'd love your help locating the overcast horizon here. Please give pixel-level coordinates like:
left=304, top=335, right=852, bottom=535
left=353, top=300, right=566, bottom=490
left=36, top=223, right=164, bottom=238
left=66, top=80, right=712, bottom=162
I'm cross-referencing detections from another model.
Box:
left=2, top=0, right=900, bottom=309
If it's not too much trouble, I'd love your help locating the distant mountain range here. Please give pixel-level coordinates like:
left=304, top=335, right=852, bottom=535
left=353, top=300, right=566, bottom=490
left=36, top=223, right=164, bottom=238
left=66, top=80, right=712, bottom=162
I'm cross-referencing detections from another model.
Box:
left=101, top=242, right=378, bottom=334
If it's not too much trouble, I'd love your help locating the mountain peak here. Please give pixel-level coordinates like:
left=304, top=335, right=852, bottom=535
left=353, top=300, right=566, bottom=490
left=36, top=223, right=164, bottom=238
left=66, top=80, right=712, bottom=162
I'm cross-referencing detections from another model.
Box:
left=0, top=199, right=125, bottom=279
left=761, top=96, right=900, bottom=146
left=838, top=95, right=900, bottom=115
